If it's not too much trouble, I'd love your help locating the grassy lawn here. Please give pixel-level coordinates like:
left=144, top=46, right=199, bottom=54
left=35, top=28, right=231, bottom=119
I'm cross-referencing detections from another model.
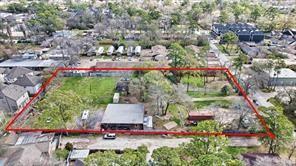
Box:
left=31, top=77, right=117, bottom=129
left=181, top=76, right=204, bottom=88
left=59, top=77, right=117, bottom=106
left=194, top=100, right=232, bottom=109
left=187, top=91, right=222, bottom=98
left=167, top=104, right=188, bottom=126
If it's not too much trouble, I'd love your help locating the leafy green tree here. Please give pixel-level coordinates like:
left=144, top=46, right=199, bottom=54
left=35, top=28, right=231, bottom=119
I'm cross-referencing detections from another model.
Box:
left=250, top=5, right=263, bottom=22
left=65, top=142, right=73, bottom=151
left=187, top=3, right=203, bottom=32
left=219, top=10, right=230, bottom=23
left=185, top=120, right=228, bottom=158
left=171, top=12, right=181, bottom=25
left=55, top=149, right=69, bottom=160
left=27, top=2, right=64, bottom=35
left=168, top=43, right=187, bottom=68
left=152, top=146, right=183, bottom=166
left=232, top=3, right=244, bottom=21
left=259, top=106, right=294, bottom=154
left=84, top=151, right=121, bottom=166
left=233, top=54, right=248, bottom=78
left=6, top=2, right=28, bottom=13
left=222, top=32, right=238, bottom=50
left=84, top=146, right=148, bottom=166
left=148, top=9, right=161, bottom=20
left=121, top=146, right=148, bottom=166
left=221, top=85, right=230, bottom=96
left=182, top=120, right=243, bottom=165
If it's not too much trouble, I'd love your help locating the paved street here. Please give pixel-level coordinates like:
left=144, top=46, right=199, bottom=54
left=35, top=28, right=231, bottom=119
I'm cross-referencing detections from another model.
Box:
left=209, top=40, right=232, bottom=68
left=61, top=135, right=192, bottom=161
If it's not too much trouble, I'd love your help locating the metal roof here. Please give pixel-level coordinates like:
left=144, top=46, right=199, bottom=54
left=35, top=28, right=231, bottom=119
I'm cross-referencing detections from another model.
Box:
left=101, top=104, right=144, bottom=124
left=0, top=59, right=63, bottom=68
left=269, top=68, right=296, bottom=78
left=70, top=150, right=90, bottom=160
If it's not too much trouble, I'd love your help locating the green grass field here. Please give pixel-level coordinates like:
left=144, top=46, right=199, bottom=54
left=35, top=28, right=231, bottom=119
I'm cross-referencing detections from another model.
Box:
left=59, top=77, right=117, bottom=105
left=31, top=77, right=117, bottom=129
left=187, top=91, right=222, bottom=98
left=194, top=100, right=232, bottom=109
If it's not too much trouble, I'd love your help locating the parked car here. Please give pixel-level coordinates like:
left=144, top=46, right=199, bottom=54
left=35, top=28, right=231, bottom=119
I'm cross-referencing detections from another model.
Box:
left=103, top=133, right=116, bottom=139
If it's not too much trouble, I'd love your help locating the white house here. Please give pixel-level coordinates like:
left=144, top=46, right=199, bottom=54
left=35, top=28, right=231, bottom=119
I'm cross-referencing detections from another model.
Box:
left=268, top=68, right=296, bottom=86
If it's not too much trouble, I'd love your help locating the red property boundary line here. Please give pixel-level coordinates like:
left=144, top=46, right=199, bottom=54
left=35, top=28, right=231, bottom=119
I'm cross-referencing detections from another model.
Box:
left=5, top=67, right=275, bottom=139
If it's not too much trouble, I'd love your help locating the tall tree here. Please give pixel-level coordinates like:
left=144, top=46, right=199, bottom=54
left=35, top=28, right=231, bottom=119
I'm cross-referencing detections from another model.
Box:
left=259, top=106, right=294, bottom=154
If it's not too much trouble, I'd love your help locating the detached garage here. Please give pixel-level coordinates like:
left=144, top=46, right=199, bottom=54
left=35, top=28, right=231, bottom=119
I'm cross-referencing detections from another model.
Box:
left=101, top=104, right=144, bottom=130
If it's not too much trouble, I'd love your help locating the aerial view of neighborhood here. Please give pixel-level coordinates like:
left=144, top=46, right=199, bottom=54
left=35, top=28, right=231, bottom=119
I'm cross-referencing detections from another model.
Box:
left=0, top=0, right=295, bottom=165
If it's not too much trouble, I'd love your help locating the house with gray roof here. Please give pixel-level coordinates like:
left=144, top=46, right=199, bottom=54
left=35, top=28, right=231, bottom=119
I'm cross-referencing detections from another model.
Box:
left=0, top=132, right=59, bottom=166
left=268, top=68, right=296, bottom=86
left=14, top=74, right=42, bottom=95
left=4, top=67, right=34, bottom=83
left=0, top=84, right=29, bottom=113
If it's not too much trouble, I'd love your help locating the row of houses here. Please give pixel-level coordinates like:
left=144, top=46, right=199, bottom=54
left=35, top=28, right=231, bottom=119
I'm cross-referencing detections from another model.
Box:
left=0, top=67, right=43, bottom=113
left=212, top=23, right=265, bottom=43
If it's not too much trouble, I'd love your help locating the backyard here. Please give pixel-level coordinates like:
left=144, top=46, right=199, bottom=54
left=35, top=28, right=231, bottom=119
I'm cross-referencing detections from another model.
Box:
left=25, top=77, right=117, bottom=129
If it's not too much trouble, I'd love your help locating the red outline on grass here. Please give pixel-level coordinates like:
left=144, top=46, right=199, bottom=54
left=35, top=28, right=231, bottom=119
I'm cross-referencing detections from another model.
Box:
left=5, top=67, right=275, bottom=139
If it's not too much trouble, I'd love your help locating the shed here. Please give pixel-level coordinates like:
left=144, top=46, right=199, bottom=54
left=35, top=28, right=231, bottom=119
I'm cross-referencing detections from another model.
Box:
left=187, top=111, right=214, bottom=123
left=81, top=110, right=89, bottom=120
left=113, top=93, right=120, bottom=103
left=163, top=121, right=178, bottom=130
left=101, top=104, right=144, bottom=130
left=69, top=150, right=90, bottom=160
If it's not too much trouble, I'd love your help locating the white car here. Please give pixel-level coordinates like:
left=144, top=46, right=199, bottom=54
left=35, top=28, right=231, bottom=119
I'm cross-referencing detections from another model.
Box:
left=103, top=133, right=116, bottom=140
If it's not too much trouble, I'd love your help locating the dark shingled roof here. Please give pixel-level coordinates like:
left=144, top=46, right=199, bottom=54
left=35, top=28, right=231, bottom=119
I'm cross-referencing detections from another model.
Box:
left=1, top=84, right=27, bottom=101
left=5, top=67, right=33, bottom=80
left=14, top=74, right=42, bottom=87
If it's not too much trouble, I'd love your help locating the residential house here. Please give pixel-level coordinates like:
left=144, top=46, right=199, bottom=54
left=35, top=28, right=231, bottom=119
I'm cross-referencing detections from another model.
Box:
left=268, top=68, right=296, bottom=86
left=239, top=42, right=260, bottom=58
left=14, top=74, right=42, bottom=95
left=0, top=132, right=60, bottom=165
left=0, top=84, right=29, bottom=113
left=4, top=67, right=34, bottom=83
left=0, top=59, right=64, bottom=71
left=241, top=153, right=293, bottom=166
left=212, top=23, right=264, bottom=43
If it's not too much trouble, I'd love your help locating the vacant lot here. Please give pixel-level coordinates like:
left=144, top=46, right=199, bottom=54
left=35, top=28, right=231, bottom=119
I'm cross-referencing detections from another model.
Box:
left=59, top=77, right=117, bottom=106
left=27, top=77, right=117, bottom=129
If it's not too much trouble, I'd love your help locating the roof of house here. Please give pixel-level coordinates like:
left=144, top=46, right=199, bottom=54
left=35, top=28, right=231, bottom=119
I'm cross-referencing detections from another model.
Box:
left=0, top=84, right=27, bottom=101
left=269, top=68, right=296, bottom=78
left=101, top=104, right=144, bottom=124
left=5, top=67, right=33, bottom=80
left=14, top=74, right=42, bottom=87
left=69, top=150, right=90, bottom=160
left=0, top=59, right=63, bottom=68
